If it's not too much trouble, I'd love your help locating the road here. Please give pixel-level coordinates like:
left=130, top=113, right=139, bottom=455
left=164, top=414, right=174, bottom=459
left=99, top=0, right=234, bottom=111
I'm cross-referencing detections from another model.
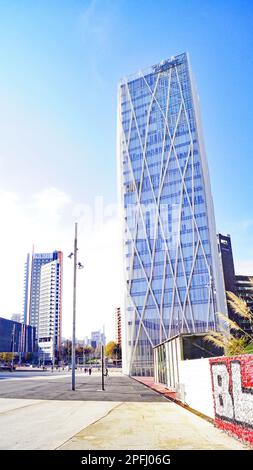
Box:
left=0, top=370, right=248, bottom=450
left=0, top=370, right=68, bottom=380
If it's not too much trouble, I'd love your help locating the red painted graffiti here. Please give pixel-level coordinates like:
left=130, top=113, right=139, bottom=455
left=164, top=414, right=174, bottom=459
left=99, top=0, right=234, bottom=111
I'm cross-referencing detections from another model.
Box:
left=210, top=354, right=253, bottom=446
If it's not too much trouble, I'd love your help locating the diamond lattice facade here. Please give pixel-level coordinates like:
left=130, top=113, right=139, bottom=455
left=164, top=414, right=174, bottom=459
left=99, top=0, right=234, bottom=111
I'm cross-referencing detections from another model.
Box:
left=118, top=53, right=226, bottom=376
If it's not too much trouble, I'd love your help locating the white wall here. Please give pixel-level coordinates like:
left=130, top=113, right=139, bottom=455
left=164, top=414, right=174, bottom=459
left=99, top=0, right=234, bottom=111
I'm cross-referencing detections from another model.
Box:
left=178, top=358, right=214, bottom=419
left=154, top=340, right=215, bottom=418
left=155, top=352, right=253, bottom=445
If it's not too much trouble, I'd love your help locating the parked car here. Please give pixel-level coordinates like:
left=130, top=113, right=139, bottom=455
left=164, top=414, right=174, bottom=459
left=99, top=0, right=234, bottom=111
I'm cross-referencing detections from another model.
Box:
left=0, top=363, right=16, bottom=371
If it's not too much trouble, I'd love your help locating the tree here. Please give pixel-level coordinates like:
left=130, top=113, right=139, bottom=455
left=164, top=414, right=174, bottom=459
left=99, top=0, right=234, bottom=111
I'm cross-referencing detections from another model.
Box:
left=23, top=352, right=34, bottom=362
left=60, top=341, right=95, bottom=363
left=61, top=340, right=72, bottom=362
left=105, top=341, right=117, bottom=358
left=205, top=285, right=253, bottom=356
left=75, top=345, right=83, bottom=356
left=83, top=346, right=93, bottom=364
left=83, top=346, right=93, bottom=356
left=105, top=341, right=122, bottom=359
left=0, top=352, right=13, bottom=363
left=114, top=343, right=122, bottom=360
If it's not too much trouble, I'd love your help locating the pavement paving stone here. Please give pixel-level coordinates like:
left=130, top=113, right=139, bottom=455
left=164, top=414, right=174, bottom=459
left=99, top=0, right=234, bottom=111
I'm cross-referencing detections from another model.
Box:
left=0, top=371, right=249, bottom=450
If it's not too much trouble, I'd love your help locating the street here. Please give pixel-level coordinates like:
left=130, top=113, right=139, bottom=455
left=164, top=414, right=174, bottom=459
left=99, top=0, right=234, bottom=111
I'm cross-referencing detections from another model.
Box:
left=0, top=371, right=248, bottom=450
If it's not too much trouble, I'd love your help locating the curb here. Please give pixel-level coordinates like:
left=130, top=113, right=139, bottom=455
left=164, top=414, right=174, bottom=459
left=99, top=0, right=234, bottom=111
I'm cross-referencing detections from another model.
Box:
left=130, top=375, right=214, bottom=424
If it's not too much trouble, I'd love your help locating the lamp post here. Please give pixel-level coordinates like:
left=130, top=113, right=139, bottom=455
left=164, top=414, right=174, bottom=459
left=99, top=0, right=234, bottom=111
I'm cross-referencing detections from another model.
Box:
left=72, top=222, right=78, bottom=390
left=101, top=343, right=105, bottom=391
left=83, top=339, right=85, bottom=368
left=69, top=222, right=84, bottom=391
left=11, top=324, right=15, bottom=370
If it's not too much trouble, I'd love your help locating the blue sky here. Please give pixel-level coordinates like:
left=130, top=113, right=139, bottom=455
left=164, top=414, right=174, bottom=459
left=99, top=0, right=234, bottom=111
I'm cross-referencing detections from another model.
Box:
left=0, top=0, right=252, bottom=338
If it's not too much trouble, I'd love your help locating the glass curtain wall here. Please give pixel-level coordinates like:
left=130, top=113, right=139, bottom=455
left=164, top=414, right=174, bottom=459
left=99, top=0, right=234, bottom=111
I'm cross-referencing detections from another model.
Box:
left=118, top=53, right=225, bottom=376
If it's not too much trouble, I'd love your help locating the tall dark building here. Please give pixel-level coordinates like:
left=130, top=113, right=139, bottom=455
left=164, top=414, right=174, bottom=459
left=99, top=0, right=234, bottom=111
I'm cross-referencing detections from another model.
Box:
left=217, top=234, right=236, bottom=294
left=218, top=233, right=253, bottom=334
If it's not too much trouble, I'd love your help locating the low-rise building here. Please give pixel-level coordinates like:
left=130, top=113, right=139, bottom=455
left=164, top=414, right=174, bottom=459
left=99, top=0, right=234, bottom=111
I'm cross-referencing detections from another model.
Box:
left=0, top=317, right=36, bottom=353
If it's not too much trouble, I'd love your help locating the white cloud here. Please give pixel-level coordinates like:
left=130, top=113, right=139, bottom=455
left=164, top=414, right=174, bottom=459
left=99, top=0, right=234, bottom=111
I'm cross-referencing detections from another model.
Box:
left=32, top=187, right=71, bottom=212
left=0, top=188, right=121, bottom=342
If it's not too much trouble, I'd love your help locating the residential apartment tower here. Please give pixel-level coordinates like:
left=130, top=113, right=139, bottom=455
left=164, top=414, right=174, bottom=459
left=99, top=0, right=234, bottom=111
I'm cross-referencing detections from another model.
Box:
left=22, top=250, right=63, bottom=360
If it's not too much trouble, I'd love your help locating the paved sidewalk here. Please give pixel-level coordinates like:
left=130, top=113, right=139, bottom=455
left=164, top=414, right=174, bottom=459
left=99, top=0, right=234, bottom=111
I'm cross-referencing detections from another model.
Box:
left=59, top=399, right=247, bottom=450
left=0, top=371, right=164, bottom=402
left=0, top=398, right=118, bottom=450
left=0, top=372, right=248, bottom=450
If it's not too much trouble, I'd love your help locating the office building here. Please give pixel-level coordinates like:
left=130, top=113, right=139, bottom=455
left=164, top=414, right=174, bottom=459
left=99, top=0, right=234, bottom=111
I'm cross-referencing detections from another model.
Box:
left=38, top=252, right=63, bottom=361
left=11, top=313, right=21, bottom=323
left=0, top=317, right=36, bottom=353
left=118, top=53, right=226, bottom=375
left=235, top=275, right=253, bottom=310
left=22, top=253, right=30, bottom=325
left=90, top=330, right=106, bottom=348
left=218, top=233, right=253, bottom=334
left=235, top=275, right=253, bottom=334
left=23, top=250, right=62, bottom=339
left=115, top=307, right=122, bottom=347
left=217, top=234, right=236, bottom=294
left=217, top=233, right=238, bottom=324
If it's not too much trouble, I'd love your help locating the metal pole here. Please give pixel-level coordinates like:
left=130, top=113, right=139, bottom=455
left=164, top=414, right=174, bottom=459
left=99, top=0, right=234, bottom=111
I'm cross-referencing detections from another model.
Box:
left=52, top=318, right=55, bottom=371
left=101, top=344, right=105, bottom=391
left=72, top=222, right=78, bottom=390
left=19, top=330, right=21, bottom=365
left=11, top=324, right=15, bottom=370
left=83, top=339, right=85, bottom=368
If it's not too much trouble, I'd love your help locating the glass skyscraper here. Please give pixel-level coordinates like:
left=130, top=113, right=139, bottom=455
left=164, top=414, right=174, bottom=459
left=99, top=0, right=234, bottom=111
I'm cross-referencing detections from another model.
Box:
left=117, top=53, right=226, bottom=376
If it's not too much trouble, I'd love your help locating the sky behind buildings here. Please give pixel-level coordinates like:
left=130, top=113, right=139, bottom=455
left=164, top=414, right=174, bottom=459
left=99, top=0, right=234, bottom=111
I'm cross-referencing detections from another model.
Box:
left=0, top=0, right=252, bottom=340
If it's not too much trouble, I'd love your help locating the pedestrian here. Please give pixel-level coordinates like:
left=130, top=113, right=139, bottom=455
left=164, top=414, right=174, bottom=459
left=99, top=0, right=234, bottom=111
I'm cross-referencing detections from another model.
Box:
left=88, top=367, right=92, bottom=375
left=105, top=368, right=109, bottom=377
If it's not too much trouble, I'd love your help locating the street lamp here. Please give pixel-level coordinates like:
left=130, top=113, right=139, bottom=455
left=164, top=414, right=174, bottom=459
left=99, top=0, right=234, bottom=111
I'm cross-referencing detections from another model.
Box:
left=69, top=222, right=84, bottom=391
left=101, top=343, right=105, bottom=391
left=83, top=339, right=85, bottom=368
